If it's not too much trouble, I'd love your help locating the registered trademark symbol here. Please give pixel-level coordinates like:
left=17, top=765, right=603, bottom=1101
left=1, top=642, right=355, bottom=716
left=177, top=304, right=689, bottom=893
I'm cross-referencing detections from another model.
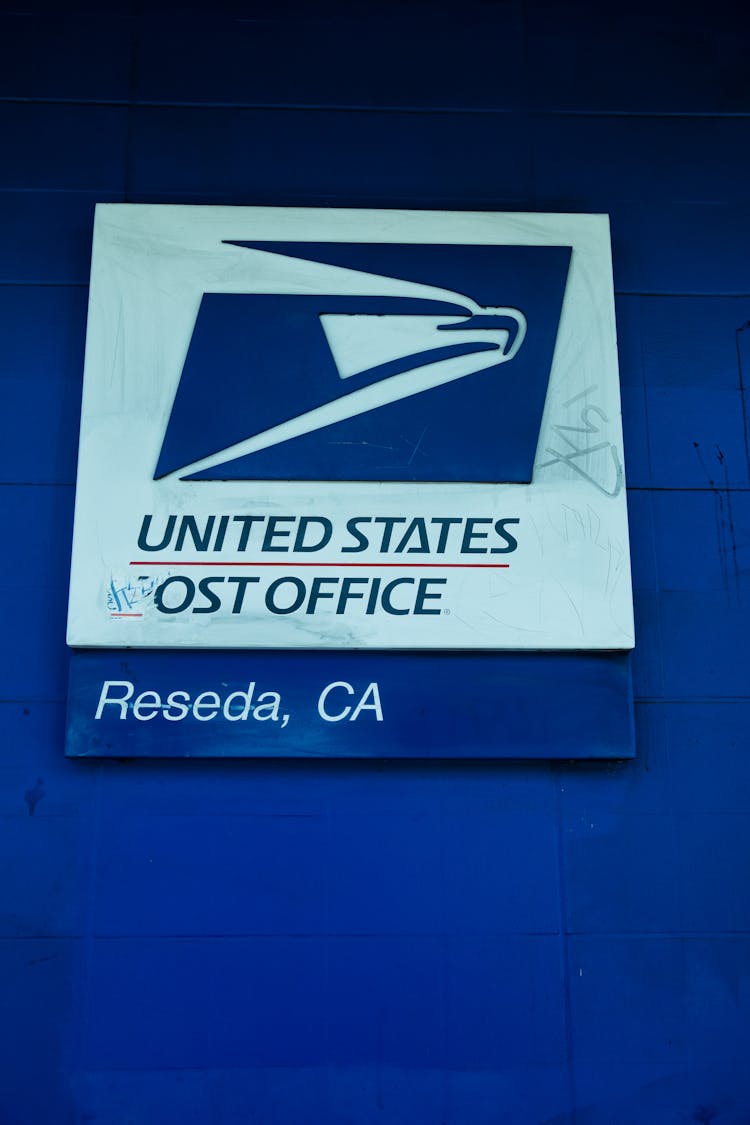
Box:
left=443, top=608, right=450, bottom=615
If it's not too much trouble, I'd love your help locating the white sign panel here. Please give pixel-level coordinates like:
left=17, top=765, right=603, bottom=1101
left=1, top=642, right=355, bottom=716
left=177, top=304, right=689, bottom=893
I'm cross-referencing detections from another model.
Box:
left=67, top=205, right=633, bottom=650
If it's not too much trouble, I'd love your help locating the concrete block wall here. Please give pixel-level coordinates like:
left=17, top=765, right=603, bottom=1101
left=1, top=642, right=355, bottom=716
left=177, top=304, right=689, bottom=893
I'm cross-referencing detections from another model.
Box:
left=1, top=2, right=748, bottom=1121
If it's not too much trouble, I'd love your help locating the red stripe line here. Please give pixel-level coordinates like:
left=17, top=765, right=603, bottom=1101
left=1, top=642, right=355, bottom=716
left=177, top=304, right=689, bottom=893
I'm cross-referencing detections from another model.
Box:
left=110, top=612, right=144, bottom=617
left=129, top=560, right=510, bottom=569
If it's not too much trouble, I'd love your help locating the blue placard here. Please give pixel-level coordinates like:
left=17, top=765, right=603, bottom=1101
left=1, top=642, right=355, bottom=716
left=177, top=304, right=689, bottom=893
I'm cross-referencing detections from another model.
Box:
left=65, top=649, right=634, bottom=759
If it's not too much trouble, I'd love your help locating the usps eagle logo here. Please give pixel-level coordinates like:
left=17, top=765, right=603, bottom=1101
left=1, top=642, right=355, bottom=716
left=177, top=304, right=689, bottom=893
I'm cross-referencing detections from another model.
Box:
left=156, top=241, right=572, bottom=484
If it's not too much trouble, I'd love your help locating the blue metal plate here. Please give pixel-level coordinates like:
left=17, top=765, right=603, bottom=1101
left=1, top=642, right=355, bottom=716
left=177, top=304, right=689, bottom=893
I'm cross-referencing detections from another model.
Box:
left=65, top=649, right=633, bottom=759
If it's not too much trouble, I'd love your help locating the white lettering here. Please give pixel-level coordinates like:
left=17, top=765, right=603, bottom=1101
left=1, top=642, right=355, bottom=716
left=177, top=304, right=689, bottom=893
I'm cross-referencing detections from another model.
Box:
left=318, top=681, right=354, bottom=722
left=193, top=691, right=220, bottom=721
left=164, top=690, right=190, bottom=721
left=254, top=691, right=281, bottom=722
left=95, top=680, right=134, bottom=720
left=350, top=682, right=383, bottom=722
left=133, top=690, right=162, bottom=721
left=223, top=682, right=255, bottom=721
left=92, top=680, right=285, bottom=724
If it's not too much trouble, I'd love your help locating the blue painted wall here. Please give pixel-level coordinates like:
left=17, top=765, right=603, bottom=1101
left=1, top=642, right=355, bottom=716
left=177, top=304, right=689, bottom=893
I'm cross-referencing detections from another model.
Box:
left=1, top=2, right=749, bottom=1121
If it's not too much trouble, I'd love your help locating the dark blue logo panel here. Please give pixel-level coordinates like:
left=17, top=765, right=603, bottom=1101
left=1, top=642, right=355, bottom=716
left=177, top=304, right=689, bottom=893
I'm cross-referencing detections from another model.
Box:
left=155, top=243, right=572, bottom=483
